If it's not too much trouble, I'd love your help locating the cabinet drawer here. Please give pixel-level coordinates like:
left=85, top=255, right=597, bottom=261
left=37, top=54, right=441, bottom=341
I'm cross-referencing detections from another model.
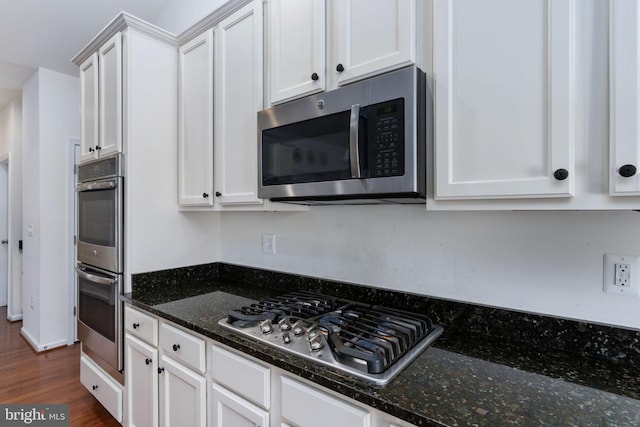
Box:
left=80, top=354, right=123, bottom=423
left=124, top=305, right=158, bottom=346
left=159, top=322, right=206, bottom=373
left=211, top=344, right=270, bottom=409
left=281, top=376, right=371, bottom=427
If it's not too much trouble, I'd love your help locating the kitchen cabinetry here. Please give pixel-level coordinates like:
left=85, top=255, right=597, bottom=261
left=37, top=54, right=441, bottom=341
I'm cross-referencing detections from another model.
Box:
left=178, top=29, right=214, bottom=207
left=79, top=53, right=98, bottom=161
left=80, top=354, right=123, bottom=423
left=125, top=305, right=159, bottom=426
left=281, top=376, right=372, bottom=427
left=432, top=0, right=574, bottom=201
left=159, top=354, right=206, bottom=427
left=267, top=0, right=326, bottom=104
left=124, top=305, right=206, bottom=427
left=212, top=384, right=269, bottom=427
left=214, top=0, right=264, bottom=208
left=179, top=1, right=300, bottom=211
left=266, top=0, right=416, bottom=105
left=79, top=32, right=122, bottom=162
left=610, top=0, right=640, bottom=196
left=210, top=343, right=270, bottom=426
left=125, top=334, right=158, bottom=427
left=428, top=0, right=640, bottom=210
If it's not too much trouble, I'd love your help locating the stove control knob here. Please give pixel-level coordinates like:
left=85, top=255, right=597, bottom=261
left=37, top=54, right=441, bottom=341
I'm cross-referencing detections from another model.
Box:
left=308, top=333, right=323, bottom=351
left=259, top=319, right=273, bottom=334
left=282, top=332, right=291, bottom=344
left=278, top=317, right=292, bottom=332
left=292, top=320, right=305, bottom=336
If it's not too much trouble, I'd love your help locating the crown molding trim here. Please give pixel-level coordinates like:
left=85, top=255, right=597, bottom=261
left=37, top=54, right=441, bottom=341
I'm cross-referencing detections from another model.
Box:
left=72, top=12, right=177, bottom=66
left=177, top=0, right=253, bottom=45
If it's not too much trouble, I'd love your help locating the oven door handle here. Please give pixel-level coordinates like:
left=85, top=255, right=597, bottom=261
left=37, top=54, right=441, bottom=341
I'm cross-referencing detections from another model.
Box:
left=349, top=104, right=362, bottom=179
left=76, top=180, right=118, bottom=192
left=75, top=267, right=117, bottom=286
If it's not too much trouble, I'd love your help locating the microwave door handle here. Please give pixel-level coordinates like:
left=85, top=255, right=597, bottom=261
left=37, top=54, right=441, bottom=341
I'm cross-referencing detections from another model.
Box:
left=75, top=266, right=116, bottom=286
left=76, top=180, right=117, bottom=192
left=349, top=104, right=362, bottom=179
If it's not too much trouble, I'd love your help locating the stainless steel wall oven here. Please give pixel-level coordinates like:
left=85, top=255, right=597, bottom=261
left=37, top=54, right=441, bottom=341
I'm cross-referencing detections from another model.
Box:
left=76, top=153, right=124, bottom=382
left=77, top=154, right=123, bottom=273
left=76, top=263, right=122, bottom=379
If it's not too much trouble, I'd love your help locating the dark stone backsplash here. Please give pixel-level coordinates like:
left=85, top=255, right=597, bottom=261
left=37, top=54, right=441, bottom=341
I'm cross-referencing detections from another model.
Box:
left=132, top=262, right=640, bottom=366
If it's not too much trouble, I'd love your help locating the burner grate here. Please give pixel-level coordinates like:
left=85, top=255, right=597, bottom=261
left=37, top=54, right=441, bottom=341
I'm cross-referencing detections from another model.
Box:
left=227, top=291, right=343, bottom=325
left=319, top=306, right=435, bottom=374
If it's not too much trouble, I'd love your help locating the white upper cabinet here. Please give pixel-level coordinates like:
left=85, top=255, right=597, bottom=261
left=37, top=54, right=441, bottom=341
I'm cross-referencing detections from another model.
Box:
left=98, top=32, right=123, bottom=158
left=74, top=14, right=177, bottom=167
left=334, top=0, right=416, bottom=86
left=79, top=33, right=123, bottom=162
left=79, top=52, right=99, bottom=162
left=433, top=0, right=575, bottom=201
left=268, top=0, right=326, bottom=104
left=214, top=0, right=264, bottom=207
left=266, top=0, right=417, bottom=105
left=610, top=0, right=640, bottom=196
left=178, top=29, right=215, bottom=207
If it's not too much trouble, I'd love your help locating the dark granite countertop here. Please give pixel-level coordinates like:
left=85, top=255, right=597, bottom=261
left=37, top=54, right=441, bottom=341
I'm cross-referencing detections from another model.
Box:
left=123, top=263, right=640, bottom=426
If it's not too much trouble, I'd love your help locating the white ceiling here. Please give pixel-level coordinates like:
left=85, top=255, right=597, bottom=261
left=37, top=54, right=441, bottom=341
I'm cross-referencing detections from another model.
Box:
left=0, top=0, right=174, bottom=110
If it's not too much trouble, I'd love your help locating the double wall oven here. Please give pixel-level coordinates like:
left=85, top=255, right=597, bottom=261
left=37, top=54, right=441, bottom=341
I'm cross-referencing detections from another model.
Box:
left=76, top=153, right=124, bottom=382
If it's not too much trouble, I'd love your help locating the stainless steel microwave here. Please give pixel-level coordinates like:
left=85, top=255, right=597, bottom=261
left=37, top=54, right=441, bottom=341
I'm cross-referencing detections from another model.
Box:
left=258, top=67, right=426, bottom=204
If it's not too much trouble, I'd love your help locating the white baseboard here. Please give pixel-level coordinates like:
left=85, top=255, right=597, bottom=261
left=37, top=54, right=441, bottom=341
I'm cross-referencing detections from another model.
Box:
left=7, top=312, right=22, bottom=321
left=20, top=328, right=68, bottom=353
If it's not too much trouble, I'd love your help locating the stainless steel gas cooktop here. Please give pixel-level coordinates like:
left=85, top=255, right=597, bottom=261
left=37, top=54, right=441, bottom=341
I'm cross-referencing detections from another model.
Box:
left=218, top=291, right=443, bottom=386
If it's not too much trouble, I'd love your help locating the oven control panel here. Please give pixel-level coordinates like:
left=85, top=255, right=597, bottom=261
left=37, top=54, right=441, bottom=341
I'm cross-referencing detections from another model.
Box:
left=369, top=98, right=404, bottom=178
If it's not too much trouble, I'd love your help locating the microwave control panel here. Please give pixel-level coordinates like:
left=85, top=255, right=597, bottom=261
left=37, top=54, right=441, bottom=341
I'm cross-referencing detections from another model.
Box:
left=370, top=98, right=404, bottom=178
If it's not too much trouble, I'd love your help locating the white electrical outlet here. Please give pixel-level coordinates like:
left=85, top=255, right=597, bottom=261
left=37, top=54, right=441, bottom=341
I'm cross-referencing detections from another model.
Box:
left=615, top=263, right=631, bottom=287
left=262, top=233, right=276, bottom=255
left=603, top=254, right=640, bottom=297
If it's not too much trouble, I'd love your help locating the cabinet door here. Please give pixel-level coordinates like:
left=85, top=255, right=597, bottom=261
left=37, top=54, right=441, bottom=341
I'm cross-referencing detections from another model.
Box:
left=433, top=0, right=575, bottom=200
left=268, top=0, right=325, bottom=104
left=610, top=0, right=640, bottom=195
left=334, top=0, right=416, bottom=86
left=281, top=376, right=371, bottom=427
left=125, top=335, right=159, bottom=427
left=80, top=52, right=99, bottom=162
left=178, top=29, right=215, bottom=207
left=98, top=32, right=123, bottom=157
left=159, top=355, right=206, bottom=427
left=212, top=384, right=269, bottom=427
left=214, top=0, right=264, bottom=207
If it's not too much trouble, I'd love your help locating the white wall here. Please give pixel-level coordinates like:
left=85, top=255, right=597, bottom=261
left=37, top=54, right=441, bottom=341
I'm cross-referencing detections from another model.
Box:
left=22, top=74, right=40, bottom=341
left=21, top=68, right=79, bottom=350
left=0, top=99, right=23, bottom=320
left=221, top=208, right=640, bottom=329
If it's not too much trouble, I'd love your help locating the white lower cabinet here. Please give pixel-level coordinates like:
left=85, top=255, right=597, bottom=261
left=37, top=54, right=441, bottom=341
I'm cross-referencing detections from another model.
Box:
left=210, top=343, right=270, bottom=427
left=124, top=306, right=206, bottom=427
left=125, top=335, right=159, bottom=427
left=159, top=354, right=207, bottom=427
left=80, top=354, right=123, bottom=423
left=212, top=384, right=269, bottom=427
left=280, top=376, right=371, bottom=427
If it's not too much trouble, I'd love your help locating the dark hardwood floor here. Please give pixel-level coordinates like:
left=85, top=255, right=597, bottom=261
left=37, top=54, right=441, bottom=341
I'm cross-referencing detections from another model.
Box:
left=0, top=306, right=121, bottom=426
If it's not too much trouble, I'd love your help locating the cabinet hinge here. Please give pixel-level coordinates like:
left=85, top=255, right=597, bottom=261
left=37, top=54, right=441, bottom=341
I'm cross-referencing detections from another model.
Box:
left=73, top=235, right=77, bottom=245
left=73, top=306, right=76, bottom=316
